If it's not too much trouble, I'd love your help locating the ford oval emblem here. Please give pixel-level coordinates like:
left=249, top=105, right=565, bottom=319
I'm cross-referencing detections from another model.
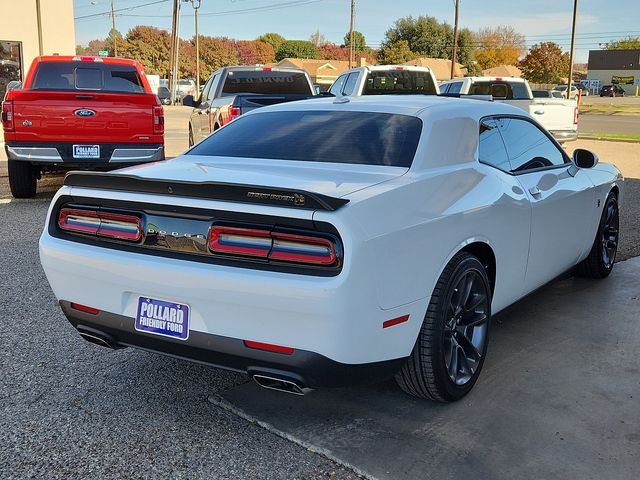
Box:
left=74, top=109, right=96, bottom=117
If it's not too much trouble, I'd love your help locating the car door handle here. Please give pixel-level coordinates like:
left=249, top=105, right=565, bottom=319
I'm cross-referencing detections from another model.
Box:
left=529, top=186, right=542, bottom=197
left=533, top=109, right=545, bottom=115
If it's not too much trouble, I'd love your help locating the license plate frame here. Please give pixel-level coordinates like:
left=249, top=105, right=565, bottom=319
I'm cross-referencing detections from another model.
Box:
left=73, top=144, right=100, bottom=159
left=135, top=297, right=190, bottom=341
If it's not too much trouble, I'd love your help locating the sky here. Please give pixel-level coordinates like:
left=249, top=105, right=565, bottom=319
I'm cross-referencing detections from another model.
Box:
left=73, top=0, right=640, bottom=63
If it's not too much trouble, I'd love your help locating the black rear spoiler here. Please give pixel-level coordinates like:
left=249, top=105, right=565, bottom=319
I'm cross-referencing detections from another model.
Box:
left=63, top=171, right=349, bottom=212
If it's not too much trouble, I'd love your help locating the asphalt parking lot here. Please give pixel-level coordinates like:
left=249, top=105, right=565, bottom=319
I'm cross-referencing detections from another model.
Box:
left=1, top=107, right=640, bottom=479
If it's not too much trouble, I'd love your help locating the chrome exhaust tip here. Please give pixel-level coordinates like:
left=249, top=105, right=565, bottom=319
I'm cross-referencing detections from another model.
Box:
left=77, top=329, right=118, bottom=349
left=252, top=374, right=312, bottom=396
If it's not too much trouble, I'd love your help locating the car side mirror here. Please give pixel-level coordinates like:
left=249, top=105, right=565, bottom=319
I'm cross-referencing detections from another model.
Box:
left=568, top=148, right=599, bottom=176
left=182, top=94, right=195, bottom=107
left=313, top=85, right=321, bottom=95
left=6, top=80, right=21, bottom=91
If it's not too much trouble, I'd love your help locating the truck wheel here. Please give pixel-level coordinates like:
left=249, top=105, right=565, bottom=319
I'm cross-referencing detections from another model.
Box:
left=8, top=160, right=37, bottom=198
left=188, top=126, right=194, bottom=147
left=395, top=252, right=491, bottom=402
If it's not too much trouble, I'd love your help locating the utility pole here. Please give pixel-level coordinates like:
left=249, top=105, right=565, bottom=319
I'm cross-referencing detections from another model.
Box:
left=169, top=0, right=181, bottom=104
left=187, top=0, right=202, bottom=94
left=111, top=0, right=118, bottom=56
left=567, top=0, right=579, bottom=99
left=35, top=0, right=44, bottom=55
left=450, top=0, right=460, bottom=80
left=348, top=0, right=355, bottom=68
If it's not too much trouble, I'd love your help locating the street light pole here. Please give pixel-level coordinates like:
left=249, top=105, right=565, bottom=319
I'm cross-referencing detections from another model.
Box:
left=186, top=0, right=202, bottom=94
left=169, top=0, right=181, bottom=105
left=111, top=0, right=118, bottom=56
left=567, top=0, right=579, bottom=99
left=450, top=0, right=460, bottom=80
left=348, top=0, right=355, bottom=68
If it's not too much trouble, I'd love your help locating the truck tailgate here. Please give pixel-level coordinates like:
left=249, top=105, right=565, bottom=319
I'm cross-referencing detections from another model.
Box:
left=11, top=91, right=157, bottom=143
left=528, top=99, right=578, bottom=132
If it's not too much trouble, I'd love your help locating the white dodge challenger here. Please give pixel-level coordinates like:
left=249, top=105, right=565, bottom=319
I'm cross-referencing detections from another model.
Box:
left=40, top=96, right=623, bottom=402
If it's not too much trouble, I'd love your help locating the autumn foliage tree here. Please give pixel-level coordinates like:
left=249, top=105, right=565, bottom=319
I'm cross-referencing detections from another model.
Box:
left=275, top=40, right=320, bottom=61
left=257, top=33, right=286, bottom=52
left=474, top=26, right=526, bottom=70
left=233, top=40, right=275, bottom=64
left=519, top=42, right=569, bottom=84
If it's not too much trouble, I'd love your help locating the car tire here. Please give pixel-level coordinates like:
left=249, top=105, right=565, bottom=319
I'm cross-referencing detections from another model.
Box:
left=8, top=160, right=37, bottom=198
left=577, top=191, right=619, bottom=278
left=188, top=126, right=194, bottom=147
left=395, top=252, right=491, bottom=402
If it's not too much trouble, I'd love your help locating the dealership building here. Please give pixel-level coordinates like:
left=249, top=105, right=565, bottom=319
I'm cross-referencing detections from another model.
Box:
left=587, top=49, right=640, bottom=95
left=1, top=0, right=75, bottom=97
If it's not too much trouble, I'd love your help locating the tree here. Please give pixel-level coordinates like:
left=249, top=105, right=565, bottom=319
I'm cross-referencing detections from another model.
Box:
left=105, top=28, right=123, bottom=56
left=343, top=30, right=366, bottom=51
left=233, top=40, right=275, bottom=65
left=474, top=26, right=526, bottom=70
left=275, top=40, right=320, bottom=61
left=381, top=16, right=477, bottom=71
left=198, top=36, right=238, bottom=80
left=605, top=36, right=640, bottom=50
left=309, top=30, right=328, bottom=47
left=257, top=33, right=286, bottom=52
left=318, top=43, right=350, bottom=61
left=519, top=42, right=569, bottom=84
left=378, top=40, right=418, bottom=64
left=118, top=26, right=171, bottom=75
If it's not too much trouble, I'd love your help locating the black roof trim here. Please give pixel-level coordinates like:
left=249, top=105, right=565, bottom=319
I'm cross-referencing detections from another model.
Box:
left=63, top=171, right=349, bottom=212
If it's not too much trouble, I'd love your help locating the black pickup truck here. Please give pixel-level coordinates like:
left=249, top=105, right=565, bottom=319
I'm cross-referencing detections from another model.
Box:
left=183, top=66, right=317, bottom=146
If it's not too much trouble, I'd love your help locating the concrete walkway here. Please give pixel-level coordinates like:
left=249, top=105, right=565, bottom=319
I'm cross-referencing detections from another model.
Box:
left=217, top=257, right=640, bottom=480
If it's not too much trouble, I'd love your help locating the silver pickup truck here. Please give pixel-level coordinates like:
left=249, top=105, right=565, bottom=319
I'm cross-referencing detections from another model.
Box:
left=329, top=65, right=440, bottom=97
left=440, top=77, right=578, bottom=143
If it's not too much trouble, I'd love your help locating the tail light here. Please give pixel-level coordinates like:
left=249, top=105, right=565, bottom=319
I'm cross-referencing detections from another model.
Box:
left=1, top=100, right=14, bottom=132
left=208, top=225, right=338, bottom=267
left=228, top=106, right=242, bottom=122
left=70, top=303, right=100, bottom=315
left=244, top=340, right=294, bottom=355
left=153, top=105, right=164, bottom=134
left=574, top=106, right=579, bottom=125
left=58, top=208, right=142, bottom=241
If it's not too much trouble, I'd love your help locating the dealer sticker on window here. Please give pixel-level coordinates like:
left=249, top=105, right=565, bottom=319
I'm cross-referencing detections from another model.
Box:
left=135, top=297, right=190, bottom=341
left=73, top=144, right=100, bottom=159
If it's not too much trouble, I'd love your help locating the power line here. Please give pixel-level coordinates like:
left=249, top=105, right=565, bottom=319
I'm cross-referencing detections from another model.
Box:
left=74, top=0, right=169, bottom=20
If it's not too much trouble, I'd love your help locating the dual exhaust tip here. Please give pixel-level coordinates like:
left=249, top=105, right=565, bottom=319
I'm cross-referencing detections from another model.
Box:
left=76, top=328, right=312, bottom=396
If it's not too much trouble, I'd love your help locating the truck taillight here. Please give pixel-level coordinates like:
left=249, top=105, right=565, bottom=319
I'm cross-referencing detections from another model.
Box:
left=208, top=225, right=338, bottom=267
left=574, top=106, right=579, bottom=125
left=153, top=105, right=164, bottom=134
left=1, top=101, right=14, bottom=132
left=228, top=106, right=242, bottom=122
left=58, top=208, right=142, bottom=242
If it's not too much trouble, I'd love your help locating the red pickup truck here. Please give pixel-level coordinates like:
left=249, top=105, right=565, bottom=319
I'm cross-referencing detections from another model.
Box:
left=1, top=56, right=164, bottom=198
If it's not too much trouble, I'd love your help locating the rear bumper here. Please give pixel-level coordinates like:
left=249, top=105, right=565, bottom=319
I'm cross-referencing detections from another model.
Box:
left=549, top=130, right=578, bottom=143
left=5, top=142, right=164, bottom=165
left=60, top=301, right=406, bottom=388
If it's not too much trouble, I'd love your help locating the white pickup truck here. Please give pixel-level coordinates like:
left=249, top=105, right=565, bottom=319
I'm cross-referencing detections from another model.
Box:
left=329, top=65, right=440, bottom=97
left=440, top=76, right=578, bottom=143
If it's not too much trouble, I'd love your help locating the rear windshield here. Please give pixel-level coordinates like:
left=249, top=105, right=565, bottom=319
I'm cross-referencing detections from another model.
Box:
left=532, top=90, right=549, bottom=98
left=31, top=62, right=145, bottom=93
left=363, top=70, right=438, bottom=95
left=221, top=71, right=312, bottom=95
left=468, top=81, right=529, bottom=100
left=187, top=110, right=422, bottom=168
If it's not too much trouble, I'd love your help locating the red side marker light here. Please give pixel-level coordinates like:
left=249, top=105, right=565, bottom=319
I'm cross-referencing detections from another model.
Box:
left=383, top=314, right=410, bottom=329
left=70, top=303, right=100, bottom=315
left=244, top=340, right=295, bottom=355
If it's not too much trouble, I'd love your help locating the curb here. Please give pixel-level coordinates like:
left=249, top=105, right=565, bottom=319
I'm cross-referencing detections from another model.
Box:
left=577, top=135, right=640, bottom=144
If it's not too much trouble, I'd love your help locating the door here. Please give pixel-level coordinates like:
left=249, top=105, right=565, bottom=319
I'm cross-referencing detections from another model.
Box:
left=496, top=116, right=595, bottom=291
left=192, top=76, right=213, bottom=140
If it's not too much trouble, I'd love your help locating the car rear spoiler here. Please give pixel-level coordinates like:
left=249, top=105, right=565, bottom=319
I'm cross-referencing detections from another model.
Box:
left=63, top=171, right=350, bottom=212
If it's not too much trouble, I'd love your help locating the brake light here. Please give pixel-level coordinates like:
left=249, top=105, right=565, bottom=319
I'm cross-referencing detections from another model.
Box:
left=394, top=66, right=406, bottom=70
left=228, top=106, right=242, bottom=122
left=70, top=303, right=100, bottom=315
left=208, top=225, right=338, bottom=266
left=244, top=340, right=294, bottom=355
left=58, top=208, right=142, bottom=241
left=383, top=315, right=410, bottom=329
left=261, top=67, right=272, bottom=72
left=574, top=106, right=579, bottom=125
left=153, top=105, right=164, bottom=134
left=1, top=100, right=14, bottom=132
left=72, top=55, right=103, bottom=62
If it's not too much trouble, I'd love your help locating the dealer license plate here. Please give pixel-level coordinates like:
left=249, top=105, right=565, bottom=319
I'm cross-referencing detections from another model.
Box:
left=73, top=144, right=100, bottom=159
left=135, top=297, right=190, bottom=341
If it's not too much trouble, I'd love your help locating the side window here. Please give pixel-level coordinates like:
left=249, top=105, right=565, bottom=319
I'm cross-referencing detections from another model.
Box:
left=200, top=76, right=213, bottom=104
left=342, top=72, right=359, bottom=96
left=496, top=117, right=567, bottom=173
left=478, top=118, right=510, bottom=172
left=206, top=74, right=219, bottom=103
left=448, top=81, right=463, bottom=94
left=440, top=83, right=450, bottom=93
left=330, top=74, right=347, bottom=95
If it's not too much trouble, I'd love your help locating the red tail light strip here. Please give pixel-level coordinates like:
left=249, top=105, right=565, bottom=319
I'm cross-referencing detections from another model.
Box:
left=58, top=208, right=142, bottom=242
left=70, top=303, right=100, bottom=315
left=383, top=315, right=410, bottom=329
left=209, top=226, right=338, bottom=266
left=244, top=340, right=295, bottom=355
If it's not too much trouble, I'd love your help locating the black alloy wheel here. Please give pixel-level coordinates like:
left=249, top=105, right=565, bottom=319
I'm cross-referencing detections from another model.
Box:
left=578, top=191, right=619, bottom=278
left=395, top=252, right=492, bottom=402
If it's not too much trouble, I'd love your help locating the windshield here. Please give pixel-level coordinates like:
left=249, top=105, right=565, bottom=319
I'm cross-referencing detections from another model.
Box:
left=221, top=71, right=312, bottom=95
left=31, top=61, right=145, bottom=93
left=468, top=81, right=529, bottom=100
left=187, top=110, right=422, bottom=168
left=363, top=70, right=438, bottom=95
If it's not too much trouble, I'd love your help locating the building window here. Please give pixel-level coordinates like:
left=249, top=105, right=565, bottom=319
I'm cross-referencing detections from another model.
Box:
left=0, top=41, right=23, bottom=98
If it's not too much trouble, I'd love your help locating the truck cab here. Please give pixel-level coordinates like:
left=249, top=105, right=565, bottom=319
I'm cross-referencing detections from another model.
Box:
left=328, top=65, right=440, bottom=97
